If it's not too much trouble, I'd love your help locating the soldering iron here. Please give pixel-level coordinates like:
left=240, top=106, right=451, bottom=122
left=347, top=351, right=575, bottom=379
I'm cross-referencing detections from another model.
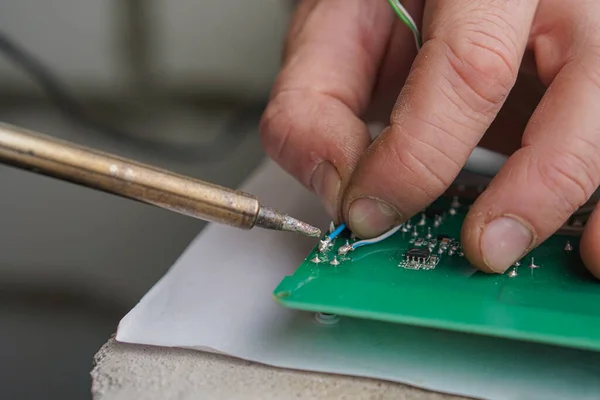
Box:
left=0, top=122, right=322, bottom=239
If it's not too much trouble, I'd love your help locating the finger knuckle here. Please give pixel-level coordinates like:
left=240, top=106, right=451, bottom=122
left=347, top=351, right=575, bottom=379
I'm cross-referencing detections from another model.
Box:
left=432, top=23, right=518, bottom=109
left=386, top=127, right=457, bottom=201
left=578, top=54, right=600, bottom=92
left=259, top=95, right=294, bottom=163
left=534, top=148, right=597, bottom=217
left=259, top=89, right=327, bottom=187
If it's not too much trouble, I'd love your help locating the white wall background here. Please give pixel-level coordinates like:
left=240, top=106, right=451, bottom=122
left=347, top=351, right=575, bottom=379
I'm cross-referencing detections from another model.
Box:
left=0, top=3, right=294, bottom=398
left=0, top=0, right=294, bottom=302
left=0, top=0, right=292, bottom=96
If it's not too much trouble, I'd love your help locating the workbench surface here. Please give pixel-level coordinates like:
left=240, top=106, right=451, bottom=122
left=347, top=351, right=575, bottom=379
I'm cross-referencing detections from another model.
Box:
left=91, top=337, right=468, bottom=400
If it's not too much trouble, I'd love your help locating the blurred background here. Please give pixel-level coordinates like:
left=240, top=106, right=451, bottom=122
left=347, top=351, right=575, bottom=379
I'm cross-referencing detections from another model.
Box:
left=0, top=1, right=294, bottom=398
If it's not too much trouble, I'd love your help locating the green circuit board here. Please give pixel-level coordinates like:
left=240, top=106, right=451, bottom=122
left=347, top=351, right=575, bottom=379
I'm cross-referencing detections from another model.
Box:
left=274, top=195, right=600, bottom=352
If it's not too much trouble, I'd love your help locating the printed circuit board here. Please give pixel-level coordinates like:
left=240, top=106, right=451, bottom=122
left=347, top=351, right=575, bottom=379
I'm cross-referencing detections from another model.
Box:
left=274, top=195, right=600, bottom=352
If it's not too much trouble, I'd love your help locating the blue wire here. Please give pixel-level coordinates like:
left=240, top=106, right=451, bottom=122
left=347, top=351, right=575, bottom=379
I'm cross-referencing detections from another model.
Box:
left=328, top=223, right=346, bottom=241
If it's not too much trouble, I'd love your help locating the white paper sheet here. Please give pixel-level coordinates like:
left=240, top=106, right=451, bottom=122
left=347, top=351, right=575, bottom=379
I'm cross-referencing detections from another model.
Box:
left=116, top=160, right=600, bottom=400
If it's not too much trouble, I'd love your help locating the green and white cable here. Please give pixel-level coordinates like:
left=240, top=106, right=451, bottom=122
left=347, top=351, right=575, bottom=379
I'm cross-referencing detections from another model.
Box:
left=386, top=1, right=514, bottom=178
left=387, top=0, right=422, bottom=50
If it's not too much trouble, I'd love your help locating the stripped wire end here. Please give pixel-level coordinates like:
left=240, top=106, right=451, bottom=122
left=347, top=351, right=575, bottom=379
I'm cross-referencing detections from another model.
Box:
left=318, top=238, right=332, bottom=253
left=318, top=222, right=347, bottom=253
left=338, top=243, right=354, bottom=256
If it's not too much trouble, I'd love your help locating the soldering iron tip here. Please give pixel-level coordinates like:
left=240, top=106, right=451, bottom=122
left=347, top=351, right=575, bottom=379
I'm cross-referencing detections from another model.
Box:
left=256, top=206, right=321, bottom=238
left=281, top=215, right=322, bottom=238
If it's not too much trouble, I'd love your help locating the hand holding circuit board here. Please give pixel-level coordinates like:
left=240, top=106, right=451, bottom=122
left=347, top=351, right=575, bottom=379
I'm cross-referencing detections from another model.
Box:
left=260, top=0, right=600, bottom=279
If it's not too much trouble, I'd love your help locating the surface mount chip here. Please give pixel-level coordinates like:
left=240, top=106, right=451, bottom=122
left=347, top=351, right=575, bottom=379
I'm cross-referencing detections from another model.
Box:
left=406, top=247, right=430, bottom=259
left=273, top=195, right=600, bottom=352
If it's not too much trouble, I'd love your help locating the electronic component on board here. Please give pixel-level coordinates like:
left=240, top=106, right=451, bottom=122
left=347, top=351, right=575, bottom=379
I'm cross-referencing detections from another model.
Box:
left=272, top=1, right=600, bottom=354
left=407, top=247, right=430, bottom=260
left=338, top=243, right=353, bottom=256
left=400, top=247, right=439, bottom=270
left=565, top=241, right=573, bottom=252
left=275, top=193, right=600, bottom=354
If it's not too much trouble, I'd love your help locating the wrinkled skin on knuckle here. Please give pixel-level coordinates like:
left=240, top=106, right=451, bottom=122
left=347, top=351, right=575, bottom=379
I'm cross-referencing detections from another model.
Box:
left=259, top=95, right=291, bottom=164
left=449, top=38, right=516, bottom=102
left=532, top=147, right=598, bottom=221
left=261, top=88, right=371, bottom=190
left=383, top=133, right=457, bottom=205
left=577, top=52, right=600, bottom=93
left=259, top=92, right=319, bottom=187
left=427, top=13, right=519, bottom=112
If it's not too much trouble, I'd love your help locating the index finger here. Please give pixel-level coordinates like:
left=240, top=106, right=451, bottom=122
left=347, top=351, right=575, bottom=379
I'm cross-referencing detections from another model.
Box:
left=260, top=0, right=395, bottom=221
left=342, top=0, right=539, bottom=237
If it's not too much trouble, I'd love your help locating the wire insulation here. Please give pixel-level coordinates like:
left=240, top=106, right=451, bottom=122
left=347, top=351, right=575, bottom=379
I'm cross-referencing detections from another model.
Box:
left=387, top=0, right=422, bottom=50
left=352, top=224, right=403, bottom=249
left=328, top=223, right=346, bottom=241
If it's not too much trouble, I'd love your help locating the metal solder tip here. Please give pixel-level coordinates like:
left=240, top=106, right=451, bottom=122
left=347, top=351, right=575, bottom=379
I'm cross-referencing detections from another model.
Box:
left=255, top=206, right=322, bottom=238
left=282, top=215, right=322, bottom=237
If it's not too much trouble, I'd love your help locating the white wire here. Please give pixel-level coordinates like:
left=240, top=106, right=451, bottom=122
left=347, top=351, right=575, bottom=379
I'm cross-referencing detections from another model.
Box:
left=348, top=146, right=509, bottom=250
left=348, top=146, right=510, bottom=251
left=351, top=224, right=403, bottom=249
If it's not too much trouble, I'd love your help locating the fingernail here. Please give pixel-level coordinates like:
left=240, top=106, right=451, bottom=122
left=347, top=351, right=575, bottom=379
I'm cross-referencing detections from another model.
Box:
left=311, top=162, right=341, bottom=219
left=481, top=216, right=534, bottom=273
left=349, top=198, right=400, bottom=238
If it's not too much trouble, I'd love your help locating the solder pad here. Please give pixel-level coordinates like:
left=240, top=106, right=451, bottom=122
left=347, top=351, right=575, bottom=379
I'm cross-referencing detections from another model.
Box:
left=273, top=195, right=600, bottom=352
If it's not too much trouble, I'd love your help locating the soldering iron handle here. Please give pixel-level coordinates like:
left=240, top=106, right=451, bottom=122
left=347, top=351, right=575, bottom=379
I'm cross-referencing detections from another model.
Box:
left=0, top=122, right=260, bottom=229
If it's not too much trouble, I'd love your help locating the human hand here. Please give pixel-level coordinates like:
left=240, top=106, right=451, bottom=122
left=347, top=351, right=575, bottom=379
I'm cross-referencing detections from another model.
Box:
left=260, top=0, right=600, bottom=278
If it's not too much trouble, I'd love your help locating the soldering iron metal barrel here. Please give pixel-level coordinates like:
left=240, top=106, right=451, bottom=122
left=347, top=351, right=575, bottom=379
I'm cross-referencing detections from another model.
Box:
left=0, top=123, right=260, bottom=229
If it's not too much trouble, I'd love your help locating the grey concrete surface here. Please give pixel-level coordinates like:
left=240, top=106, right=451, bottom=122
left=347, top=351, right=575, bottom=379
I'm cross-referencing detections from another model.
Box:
left=91, top=337, right=470, bottom=400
